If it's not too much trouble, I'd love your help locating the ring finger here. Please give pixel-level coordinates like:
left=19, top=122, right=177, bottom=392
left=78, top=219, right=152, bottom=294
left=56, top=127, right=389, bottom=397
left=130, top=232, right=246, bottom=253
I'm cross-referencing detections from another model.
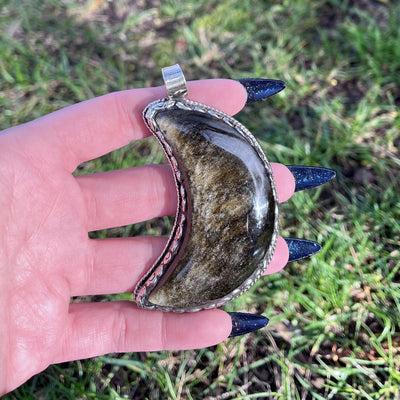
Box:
left=72, top=163, right=294, bottom=296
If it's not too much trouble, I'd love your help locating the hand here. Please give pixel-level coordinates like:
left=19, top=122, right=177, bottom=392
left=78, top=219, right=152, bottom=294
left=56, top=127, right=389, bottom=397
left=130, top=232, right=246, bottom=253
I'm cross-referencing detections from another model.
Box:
left=0, top=80, right=295, bottom=395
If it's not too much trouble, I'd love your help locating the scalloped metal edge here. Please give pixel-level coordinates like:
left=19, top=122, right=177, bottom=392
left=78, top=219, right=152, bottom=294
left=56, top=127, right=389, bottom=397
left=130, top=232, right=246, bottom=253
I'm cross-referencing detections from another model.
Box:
left=134, top=97, right=279, bottom=312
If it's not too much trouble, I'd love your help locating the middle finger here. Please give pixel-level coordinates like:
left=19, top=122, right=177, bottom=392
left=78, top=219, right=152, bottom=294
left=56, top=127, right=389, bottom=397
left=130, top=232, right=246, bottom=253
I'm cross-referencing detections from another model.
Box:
left=77, top=163, right=295, bottom=232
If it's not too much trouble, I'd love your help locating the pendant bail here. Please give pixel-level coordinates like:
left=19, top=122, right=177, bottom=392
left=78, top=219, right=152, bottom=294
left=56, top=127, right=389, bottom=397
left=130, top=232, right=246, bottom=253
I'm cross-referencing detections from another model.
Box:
left=162, top=64, right=188, bottom=100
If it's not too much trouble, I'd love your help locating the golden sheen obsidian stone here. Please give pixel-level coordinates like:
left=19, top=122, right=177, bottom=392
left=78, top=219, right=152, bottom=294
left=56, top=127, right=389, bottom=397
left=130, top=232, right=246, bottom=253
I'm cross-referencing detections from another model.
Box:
left=145, top=108, right=277, bottom=309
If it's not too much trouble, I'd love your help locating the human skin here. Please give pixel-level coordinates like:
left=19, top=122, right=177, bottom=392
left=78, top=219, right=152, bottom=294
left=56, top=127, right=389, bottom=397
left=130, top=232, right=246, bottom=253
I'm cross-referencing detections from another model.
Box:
left=0, top=80, right=295, bottom=395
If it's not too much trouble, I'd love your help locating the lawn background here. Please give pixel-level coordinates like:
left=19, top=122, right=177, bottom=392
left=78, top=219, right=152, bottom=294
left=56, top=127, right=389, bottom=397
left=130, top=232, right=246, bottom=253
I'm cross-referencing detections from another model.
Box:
left=1, top=0, right=399, bottom=399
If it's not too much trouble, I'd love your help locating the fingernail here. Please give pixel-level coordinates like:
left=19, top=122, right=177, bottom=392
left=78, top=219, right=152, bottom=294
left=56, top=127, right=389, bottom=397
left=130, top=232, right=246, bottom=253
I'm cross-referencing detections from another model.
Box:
left=284, top=238, right=322, bottom=262
left=237, top=78, right=286, bottom=104
left=228, top=312, right=269, bottom=337
left=287, top=166, right=336, bottom=192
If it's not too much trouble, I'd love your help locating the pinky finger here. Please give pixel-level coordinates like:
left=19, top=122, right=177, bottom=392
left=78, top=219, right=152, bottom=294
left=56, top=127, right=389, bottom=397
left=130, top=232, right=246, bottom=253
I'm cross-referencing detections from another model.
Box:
left=56, top=302, right=231, bottom=363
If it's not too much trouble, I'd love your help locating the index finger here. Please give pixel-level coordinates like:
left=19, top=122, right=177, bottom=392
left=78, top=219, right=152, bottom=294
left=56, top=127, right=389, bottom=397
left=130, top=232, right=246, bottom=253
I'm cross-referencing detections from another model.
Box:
left=9, top=80, right=247, bottom=172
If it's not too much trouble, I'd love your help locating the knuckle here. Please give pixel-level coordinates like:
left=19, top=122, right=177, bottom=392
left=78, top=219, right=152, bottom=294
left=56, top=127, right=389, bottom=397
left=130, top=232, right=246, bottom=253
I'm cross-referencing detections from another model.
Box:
left=112, top=305, right=129, bottom=350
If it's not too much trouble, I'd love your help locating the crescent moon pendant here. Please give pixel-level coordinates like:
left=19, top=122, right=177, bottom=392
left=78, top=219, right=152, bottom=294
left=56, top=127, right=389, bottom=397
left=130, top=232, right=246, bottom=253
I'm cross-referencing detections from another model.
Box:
left=134, top=65, right=279, bottom=312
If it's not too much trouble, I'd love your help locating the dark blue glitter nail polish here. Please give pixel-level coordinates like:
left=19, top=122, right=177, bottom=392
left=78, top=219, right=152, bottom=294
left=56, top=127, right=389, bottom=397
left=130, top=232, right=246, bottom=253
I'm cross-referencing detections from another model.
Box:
left=228, top=312, right=269, bottom=337
left=237, top=78, right=286, bottom=104
left=284, top=238, right=322, bottom=262
left=287, top=166, right=336, bottom=192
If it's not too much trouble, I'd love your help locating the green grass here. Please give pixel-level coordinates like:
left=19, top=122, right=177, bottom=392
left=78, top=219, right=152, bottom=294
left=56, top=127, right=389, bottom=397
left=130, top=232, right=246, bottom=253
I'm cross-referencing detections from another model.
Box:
left=1, top=0, right=400, bottom=398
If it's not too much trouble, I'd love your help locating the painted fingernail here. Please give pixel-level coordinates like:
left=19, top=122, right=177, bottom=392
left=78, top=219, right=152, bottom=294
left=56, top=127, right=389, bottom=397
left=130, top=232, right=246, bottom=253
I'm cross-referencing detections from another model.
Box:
left=284, top=238, right=322, bottom=262
left=287, top=166, right=336, bottom=192
left=237, top=78, right=286, bottom=104
left=228, top=312, right=269, bottom=337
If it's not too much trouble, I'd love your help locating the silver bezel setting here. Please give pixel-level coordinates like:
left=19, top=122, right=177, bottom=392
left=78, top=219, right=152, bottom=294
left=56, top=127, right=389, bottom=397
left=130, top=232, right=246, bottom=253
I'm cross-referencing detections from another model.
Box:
left=134, top=96, right=280, bottom=312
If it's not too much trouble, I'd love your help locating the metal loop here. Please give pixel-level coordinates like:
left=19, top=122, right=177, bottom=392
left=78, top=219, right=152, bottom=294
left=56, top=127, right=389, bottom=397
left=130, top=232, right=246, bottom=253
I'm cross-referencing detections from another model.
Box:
left=162, top=64, right=188, bottom=99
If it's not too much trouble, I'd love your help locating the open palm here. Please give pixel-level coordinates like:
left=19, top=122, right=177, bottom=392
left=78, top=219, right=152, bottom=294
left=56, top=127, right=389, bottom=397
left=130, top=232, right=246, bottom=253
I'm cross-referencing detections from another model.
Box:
left=0, top=80, right=295, bottom=395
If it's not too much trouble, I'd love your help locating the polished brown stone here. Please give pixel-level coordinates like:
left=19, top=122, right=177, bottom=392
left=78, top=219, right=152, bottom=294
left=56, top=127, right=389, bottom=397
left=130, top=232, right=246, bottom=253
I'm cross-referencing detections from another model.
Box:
left=142, top=108, right=278, bottom=310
